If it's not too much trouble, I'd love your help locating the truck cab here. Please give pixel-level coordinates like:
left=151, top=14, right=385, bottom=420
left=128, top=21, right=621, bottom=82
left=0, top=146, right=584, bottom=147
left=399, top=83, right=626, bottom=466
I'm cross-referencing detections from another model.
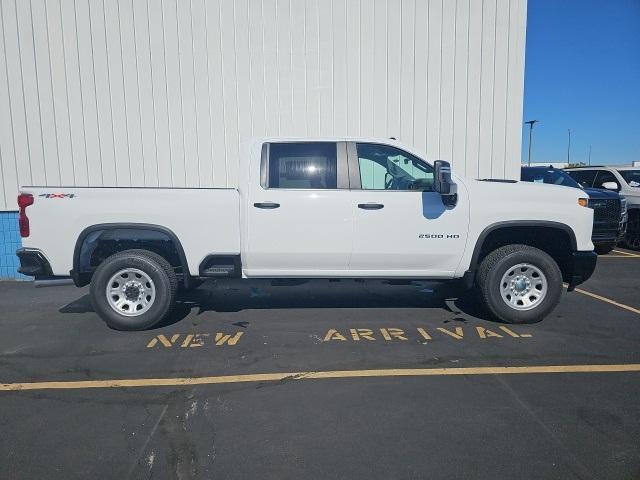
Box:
left=242, top=140, right=469, bottom=278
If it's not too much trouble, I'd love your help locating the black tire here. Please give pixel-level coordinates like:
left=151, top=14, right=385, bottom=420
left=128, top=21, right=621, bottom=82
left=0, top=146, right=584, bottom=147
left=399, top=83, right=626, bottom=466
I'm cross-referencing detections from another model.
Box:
left=90, top=249, right=178, bottom=330
left=477, top=244, right=562, bottom=324
left=623, top=210, right=640, bottom=251
left=594, top=243, right=615, bottom=255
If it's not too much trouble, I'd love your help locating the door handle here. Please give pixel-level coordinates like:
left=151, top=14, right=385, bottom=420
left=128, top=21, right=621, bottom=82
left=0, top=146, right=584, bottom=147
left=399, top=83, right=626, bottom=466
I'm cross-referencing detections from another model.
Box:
left=358, top=203, right=384, bottom=210
left=254, top=202, right=280, bottom=209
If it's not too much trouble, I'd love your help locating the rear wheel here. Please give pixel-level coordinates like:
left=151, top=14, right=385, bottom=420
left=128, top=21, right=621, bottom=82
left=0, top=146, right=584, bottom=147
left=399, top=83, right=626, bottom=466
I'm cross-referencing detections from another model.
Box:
left=90, top=249, right=177, bottom=330
left=477, top=244, right=562, bottom=324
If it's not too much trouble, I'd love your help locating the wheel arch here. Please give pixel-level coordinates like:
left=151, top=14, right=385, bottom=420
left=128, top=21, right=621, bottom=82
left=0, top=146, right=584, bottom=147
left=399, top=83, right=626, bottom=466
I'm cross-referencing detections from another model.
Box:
left=469, top=221, right=578, bottom=284
left=71, top=223, right=190, bottom=288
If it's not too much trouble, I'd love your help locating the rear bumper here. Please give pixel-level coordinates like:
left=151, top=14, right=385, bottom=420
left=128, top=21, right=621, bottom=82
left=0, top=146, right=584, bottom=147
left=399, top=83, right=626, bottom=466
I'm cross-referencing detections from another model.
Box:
left=16, top=248, right=53, bottom=278
left=566, top=251, right=597, bottom=291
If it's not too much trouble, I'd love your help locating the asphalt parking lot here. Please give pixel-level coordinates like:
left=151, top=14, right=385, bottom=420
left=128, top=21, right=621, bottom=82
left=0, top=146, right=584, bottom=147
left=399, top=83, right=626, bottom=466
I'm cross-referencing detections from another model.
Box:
left=1, top=248, right=639, bottom=479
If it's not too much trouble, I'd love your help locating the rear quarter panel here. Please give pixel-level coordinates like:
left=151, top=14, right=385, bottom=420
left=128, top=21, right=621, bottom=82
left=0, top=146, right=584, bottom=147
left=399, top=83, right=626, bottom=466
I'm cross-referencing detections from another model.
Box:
left=19, top=187, right=240, bottom=276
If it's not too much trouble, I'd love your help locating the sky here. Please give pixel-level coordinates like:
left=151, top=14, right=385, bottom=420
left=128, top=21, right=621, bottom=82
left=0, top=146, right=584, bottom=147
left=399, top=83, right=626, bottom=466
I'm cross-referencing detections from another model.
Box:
left=521, top=0, right=640, bottom=165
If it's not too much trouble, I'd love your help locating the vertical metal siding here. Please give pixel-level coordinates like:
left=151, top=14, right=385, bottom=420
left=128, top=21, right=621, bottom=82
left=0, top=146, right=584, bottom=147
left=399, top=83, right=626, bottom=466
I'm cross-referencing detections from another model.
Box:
left=0, top=0, right=527, bottom=211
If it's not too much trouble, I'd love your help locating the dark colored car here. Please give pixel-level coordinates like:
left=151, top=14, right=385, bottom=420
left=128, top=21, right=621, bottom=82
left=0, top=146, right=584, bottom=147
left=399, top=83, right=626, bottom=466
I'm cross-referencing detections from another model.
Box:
left=565, top=166, right=640, bottom=249
left=521, top=167, right=627, bottom=254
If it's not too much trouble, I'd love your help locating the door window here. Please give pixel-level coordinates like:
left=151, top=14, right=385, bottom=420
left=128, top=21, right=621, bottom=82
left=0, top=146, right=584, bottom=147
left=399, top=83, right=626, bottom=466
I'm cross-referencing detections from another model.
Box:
left=594, top=170, right=621, bottom=191
left=566, top=170, right=597, bottom=188
left=618, top=169, right=640, bottom=187
left=268, top=142, right=337, bottom=189
left=356, top=143, right=433, bottom=191
left=618, top=170, right=640, bottom=187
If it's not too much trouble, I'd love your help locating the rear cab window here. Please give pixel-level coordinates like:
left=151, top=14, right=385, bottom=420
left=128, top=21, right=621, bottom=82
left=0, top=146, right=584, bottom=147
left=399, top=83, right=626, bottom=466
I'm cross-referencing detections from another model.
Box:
left=266, top=142, right=338, bottom=189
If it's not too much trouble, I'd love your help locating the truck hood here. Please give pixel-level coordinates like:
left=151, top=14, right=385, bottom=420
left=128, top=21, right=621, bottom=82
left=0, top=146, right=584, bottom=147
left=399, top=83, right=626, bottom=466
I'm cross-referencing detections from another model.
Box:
left=581, top=187, right=621, bottom=200
left=462, top=178, right=587, bottom=201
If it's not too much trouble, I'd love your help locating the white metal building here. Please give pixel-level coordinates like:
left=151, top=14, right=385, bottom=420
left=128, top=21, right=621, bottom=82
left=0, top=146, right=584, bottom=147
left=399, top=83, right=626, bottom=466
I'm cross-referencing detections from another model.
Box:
left=0, top=0, right=527, bottom=212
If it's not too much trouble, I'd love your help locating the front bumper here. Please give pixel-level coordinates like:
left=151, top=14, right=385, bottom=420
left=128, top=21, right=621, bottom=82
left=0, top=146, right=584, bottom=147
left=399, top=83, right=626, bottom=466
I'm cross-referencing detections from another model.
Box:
left=16, top=248, right=53, bottom=278
left=592, top=220, right=624, bottom=244
left=565, top=251, right=597, bottom=291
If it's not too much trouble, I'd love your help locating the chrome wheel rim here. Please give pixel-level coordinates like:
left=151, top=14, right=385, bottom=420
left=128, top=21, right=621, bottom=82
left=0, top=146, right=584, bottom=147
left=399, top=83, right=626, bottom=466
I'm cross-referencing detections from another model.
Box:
left=499, top=263, right=547, bottom=311
left=106, top=268, right=156, bottom=317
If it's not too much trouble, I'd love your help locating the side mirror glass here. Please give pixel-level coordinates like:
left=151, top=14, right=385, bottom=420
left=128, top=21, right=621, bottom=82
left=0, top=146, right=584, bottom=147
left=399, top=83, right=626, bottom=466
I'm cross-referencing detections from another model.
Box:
left=433, top=160, right=458, bottom=207
left=601, top=181, right=619, bottom=191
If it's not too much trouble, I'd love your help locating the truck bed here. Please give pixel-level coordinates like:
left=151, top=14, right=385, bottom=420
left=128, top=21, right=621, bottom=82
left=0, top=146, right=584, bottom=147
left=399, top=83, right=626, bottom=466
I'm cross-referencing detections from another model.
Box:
left=19, top=187, right=241, bottom=277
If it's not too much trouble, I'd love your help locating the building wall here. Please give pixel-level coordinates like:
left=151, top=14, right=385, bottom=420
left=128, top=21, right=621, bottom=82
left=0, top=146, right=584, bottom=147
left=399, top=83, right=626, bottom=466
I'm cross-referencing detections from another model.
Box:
left=0, top=212, right=28, bottom=279
left=0, top=0, right=527, bottom=277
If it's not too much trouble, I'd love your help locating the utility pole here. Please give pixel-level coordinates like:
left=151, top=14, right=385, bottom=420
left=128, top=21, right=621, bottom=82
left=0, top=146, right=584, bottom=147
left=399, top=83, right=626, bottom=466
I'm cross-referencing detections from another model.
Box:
left=567, top=129, right=572, bottom=165
left=588, top=144, right=592, bottom=166
left=524, top=120, right=539, bottom=166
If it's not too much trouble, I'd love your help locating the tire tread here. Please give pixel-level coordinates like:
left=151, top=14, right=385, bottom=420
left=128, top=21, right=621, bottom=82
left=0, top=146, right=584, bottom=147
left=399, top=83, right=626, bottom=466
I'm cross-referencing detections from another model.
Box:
left=477, top=244, right=562, bottom=324
left=90, top=249, right=178, bottom=330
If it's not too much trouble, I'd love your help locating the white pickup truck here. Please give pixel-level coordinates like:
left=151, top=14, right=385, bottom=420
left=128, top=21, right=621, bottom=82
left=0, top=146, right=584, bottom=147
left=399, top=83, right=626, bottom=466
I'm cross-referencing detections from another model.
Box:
left=16, top=138, right=597, bottom=330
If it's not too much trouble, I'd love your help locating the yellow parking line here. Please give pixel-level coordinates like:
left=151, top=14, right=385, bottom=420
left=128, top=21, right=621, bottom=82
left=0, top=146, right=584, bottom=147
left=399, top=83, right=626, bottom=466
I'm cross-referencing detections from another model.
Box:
left=572, top=287, right=640, bottom=315
left=612, top=249, right=640, bottom=257
left=2, top=364, right=640, bottom=391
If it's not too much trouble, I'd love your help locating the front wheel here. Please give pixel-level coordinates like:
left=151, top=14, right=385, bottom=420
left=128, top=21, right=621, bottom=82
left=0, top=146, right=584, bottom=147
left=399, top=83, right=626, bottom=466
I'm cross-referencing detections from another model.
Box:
left=90, top=249, right=178, bottom=330
left=623, top=210, right=640, bottom=250
left=477, top=244, right=563, bottom=324
left=595, top=243, right=615, bottom=255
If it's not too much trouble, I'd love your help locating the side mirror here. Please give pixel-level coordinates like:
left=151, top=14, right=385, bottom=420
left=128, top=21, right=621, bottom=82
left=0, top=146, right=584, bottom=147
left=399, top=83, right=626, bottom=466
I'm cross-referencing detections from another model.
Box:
left=433, top=160, right=458, bottom=207
left=601, top=181, right=619, bottom=191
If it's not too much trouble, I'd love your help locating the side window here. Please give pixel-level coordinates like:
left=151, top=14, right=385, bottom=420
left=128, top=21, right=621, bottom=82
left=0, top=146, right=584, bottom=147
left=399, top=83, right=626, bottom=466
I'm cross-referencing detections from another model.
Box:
left=567, top=170, right=596, bottom=189
left=268, top=142, right=337, bottom=189
left=356, top=143, right=434, bottom=191
left=594, top=171, right=621, bottom=191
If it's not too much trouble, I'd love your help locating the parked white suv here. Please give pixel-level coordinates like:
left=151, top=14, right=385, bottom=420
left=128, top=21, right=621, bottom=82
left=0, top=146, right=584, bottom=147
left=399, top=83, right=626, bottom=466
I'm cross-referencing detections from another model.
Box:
left=565, top=166, right=640, bottom=249
left=16, top=138, right=596, bottom=330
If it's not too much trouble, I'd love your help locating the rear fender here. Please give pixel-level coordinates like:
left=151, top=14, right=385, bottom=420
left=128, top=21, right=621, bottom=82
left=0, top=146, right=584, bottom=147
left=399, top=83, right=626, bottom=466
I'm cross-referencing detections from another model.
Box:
left=71, top=223, right=190, bottom=288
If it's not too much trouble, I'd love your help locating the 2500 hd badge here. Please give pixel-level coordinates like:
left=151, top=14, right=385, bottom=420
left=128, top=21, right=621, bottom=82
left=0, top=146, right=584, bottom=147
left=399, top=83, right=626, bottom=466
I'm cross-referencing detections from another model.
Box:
left=418, top=234, right=460, bottom=239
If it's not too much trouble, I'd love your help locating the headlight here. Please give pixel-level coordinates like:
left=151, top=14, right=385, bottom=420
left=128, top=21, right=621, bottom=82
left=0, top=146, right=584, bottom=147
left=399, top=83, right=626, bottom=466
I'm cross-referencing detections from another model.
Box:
left=578, top=198, right=589, bottom=207
left=621, top=198, right=627, bottom=215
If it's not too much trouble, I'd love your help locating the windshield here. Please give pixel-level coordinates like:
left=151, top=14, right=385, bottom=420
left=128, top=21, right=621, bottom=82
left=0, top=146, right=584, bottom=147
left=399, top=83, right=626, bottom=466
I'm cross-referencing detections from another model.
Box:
left=521, top=168, right=581, bottom=189
left=618, top=169, right=640, bottom=187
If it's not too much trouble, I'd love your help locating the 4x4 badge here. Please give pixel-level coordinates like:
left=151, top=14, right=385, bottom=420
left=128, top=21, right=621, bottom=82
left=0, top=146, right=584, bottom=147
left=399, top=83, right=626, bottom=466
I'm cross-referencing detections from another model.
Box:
left=38, top=193, right=75, bottom=199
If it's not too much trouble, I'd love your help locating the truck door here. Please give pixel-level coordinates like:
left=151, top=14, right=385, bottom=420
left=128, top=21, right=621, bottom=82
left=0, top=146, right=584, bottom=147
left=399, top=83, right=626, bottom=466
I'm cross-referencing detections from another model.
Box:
left=348, top=142, right=469, bottom=277
left=244, top=141, right=354, bottom=276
